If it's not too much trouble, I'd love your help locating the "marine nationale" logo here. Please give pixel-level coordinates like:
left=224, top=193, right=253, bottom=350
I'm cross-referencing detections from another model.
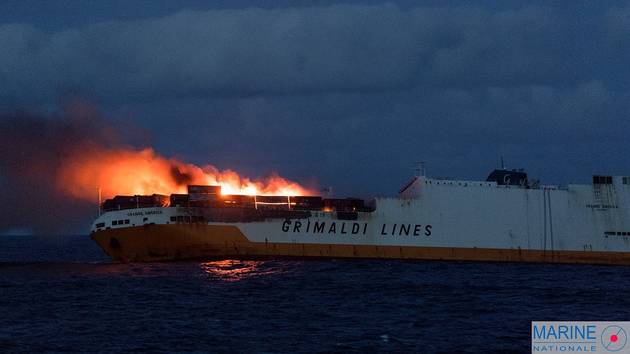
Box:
left=532, top=322, right=630, bottom=353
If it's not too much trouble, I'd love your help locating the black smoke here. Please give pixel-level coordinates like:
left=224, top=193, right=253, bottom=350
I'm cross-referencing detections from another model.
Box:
left=0, top=102, right=120, bottom=234
left=169, top=165, right=193, bottom=186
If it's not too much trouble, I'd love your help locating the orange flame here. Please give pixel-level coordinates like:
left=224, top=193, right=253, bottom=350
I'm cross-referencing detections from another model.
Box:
left=56, top=146, right=314, bottom=201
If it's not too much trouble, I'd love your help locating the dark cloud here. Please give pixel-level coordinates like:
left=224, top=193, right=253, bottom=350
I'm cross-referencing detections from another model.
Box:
left=1, top=2, right=630, bottom=233
left=0, top=3, right=617, bottom=103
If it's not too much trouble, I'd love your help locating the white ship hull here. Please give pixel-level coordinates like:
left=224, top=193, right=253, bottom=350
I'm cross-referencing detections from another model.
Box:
left=89, top=174, right=630, bottom=264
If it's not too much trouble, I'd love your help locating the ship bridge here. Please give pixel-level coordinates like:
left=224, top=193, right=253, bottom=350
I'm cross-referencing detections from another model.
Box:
left=399, top=168, right=530, bottom=198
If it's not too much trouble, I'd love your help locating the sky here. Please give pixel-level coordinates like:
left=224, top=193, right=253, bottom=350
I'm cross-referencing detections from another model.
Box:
left=1, top=1, right=630, bottom=233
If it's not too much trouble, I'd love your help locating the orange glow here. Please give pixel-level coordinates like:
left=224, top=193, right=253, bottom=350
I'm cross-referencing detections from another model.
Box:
left=56, top=145, right=315, bottom=201
left=200, top=260, right=283, bottom=282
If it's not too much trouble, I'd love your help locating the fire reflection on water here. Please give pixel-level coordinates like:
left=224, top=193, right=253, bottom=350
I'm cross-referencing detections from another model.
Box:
left=200, top=260, right=284, bottom=282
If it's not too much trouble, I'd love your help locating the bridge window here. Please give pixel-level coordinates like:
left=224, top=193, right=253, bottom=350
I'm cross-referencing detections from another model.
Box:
left=170, top=216, right=176, bottom=222
left=112, top=220, right=117, bottom=225
left=593, top=176, right=613, bottom=184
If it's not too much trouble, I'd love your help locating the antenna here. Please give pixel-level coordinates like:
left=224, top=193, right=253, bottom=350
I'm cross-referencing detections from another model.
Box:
left=321, top=187, right=333, bottom=198
left=97, top=187, right=102, bottom=216
left=414, top=161, right=426, bottom=177
left=500, top=156, right=506, bottom=170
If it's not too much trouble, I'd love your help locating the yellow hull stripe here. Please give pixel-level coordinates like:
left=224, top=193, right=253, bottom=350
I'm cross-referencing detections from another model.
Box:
left=91, top=224, right=630, bottom=265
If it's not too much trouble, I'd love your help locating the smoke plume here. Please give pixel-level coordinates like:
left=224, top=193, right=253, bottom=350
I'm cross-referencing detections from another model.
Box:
left=0, top=102, right=313, bottom=234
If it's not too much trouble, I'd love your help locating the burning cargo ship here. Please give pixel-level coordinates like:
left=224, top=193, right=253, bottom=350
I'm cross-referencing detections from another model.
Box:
left=90, top=168, right=630, bottom=265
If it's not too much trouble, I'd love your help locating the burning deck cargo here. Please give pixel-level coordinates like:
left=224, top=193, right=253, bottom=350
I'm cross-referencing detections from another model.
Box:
left=101, top=185, right=363, bottom=213
left=102, top=194, right=169, bottom=212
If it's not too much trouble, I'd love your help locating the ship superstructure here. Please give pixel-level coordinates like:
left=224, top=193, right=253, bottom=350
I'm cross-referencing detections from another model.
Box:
left=90, top=168, right=630, bottom=265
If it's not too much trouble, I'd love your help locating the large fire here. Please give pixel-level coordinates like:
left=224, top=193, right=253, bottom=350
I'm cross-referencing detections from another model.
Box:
left=56, top=145, right=314, bottom=201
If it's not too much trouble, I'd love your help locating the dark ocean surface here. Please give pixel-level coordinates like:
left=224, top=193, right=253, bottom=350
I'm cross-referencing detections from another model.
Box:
left=1, top=235, right=630, bottom=353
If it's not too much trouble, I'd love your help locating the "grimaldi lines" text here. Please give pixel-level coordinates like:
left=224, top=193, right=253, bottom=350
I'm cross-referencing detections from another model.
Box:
left=281, top=220, right=433, bottom=236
